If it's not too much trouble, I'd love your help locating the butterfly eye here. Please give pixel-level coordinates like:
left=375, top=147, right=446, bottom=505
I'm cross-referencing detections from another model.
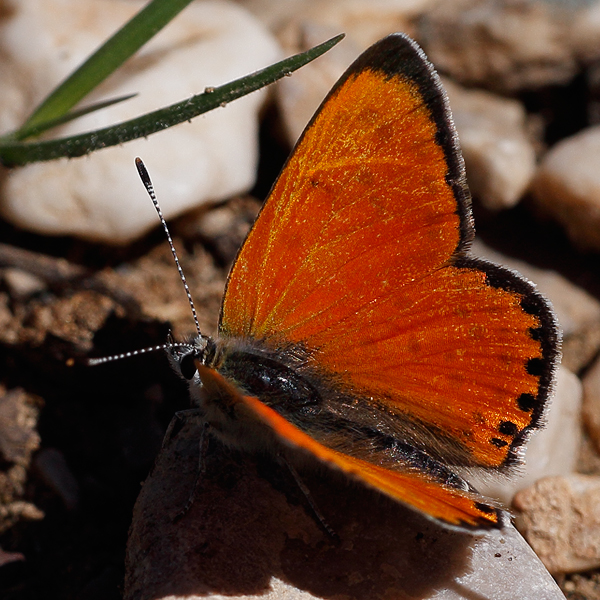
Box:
left=180, top=354, right=198, bottom=380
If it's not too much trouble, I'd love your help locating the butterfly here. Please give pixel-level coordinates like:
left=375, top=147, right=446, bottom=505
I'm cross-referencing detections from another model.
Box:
left=140, top=33, right=560, bottom=530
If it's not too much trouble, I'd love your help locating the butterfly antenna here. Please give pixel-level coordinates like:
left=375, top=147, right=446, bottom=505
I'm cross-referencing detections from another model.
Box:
left=87, top=341, right=194, bottom=366
left=86, top=159, right=203, bottom=367
left=135, top=157, right=202, bottom=338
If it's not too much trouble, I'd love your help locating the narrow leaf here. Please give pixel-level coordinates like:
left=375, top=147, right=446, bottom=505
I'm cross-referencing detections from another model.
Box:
left=8, top=94, right=138, bottom=141
left=0, top=34, right=344, bottom=167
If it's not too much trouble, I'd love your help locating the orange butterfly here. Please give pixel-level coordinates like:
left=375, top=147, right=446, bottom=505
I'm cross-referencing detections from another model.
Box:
left=156, top=33, right=560, bottom=530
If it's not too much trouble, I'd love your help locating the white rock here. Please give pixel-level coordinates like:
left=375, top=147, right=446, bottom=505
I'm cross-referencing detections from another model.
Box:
left=432, top=525, right=566, bottom=599
left=0, top=0, right=281, bottom=243
left=2, top=268, right=46, bottom=298
left=521, top=368, right=581, bottom=484
left=532, top=124, right=600, bottom=251
left=443, top=78, right=536, bottom=210
left=243, top=0, right=438, bottom=48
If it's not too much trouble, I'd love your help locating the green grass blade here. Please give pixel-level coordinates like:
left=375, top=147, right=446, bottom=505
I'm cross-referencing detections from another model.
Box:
left=17, top=0, right=195, bottom=138
left=8, top=94, right=137, bottom=141
left=0, top=34, right=344, bottom=167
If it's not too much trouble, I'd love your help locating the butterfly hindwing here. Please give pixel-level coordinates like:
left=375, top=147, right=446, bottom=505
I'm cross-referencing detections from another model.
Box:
left=196, top=363, right=503, bottom=529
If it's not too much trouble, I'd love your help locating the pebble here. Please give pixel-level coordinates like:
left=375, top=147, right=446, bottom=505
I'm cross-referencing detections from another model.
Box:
left=520, top=366, right=582, bottom=488
left=562, top=573, right=600, bottom=599
left=514, top=474, right=600, bottom=574
left=0, top=386, right=44, bottom=535
left=418, top=0, right=600, bottom=91
left=443, top=78, right=537, bottom=210
left=532, top=124, right=600, bottom=251
left=582, top=354, right=600, bottom=453
left=173, top=195, right=262, bottom=265
left=244, top=0, right=437, bottom=48
left=0, top=386, right=40, bottom=466
left=1, top=268, right=46, bottom=299
left=0, top=0, right=281, bottom=243
left=562, top=321, right=600, bottom=376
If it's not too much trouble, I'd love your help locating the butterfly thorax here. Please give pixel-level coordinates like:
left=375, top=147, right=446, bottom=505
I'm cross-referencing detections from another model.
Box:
left=169, top=336, right=324, bottom=451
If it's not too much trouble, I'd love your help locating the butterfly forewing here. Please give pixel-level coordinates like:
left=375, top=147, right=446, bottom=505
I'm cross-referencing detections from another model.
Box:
left=221, top=36, right=469, bottom=341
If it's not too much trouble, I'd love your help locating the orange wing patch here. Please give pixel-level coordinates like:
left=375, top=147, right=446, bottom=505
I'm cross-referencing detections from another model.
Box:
left=301, top=263, right=546, bottom=469
left=221, top=65, right=466, bottom=341
left=241, top=394, right=501, bottom=529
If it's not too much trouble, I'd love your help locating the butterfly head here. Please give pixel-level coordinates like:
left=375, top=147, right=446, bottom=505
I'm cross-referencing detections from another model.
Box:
left=168, top=333, right=217, bottom=382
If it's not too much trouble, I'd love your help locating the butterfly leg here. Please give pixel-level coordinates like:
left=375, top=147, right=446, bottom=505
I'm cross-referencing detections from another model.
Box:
left=162, top=409, right=209, bottom=522
left=163, top=408, right=204, bottom=446
left=282, top=456, right=339, bottom=542
left=172, top=418, right=210, bottom=522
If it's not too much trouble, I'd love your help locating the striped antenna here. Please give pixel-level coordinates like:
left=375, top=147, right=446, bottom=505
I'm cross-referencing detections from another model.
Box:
left=135, top=157, right=202, bottom=337
left=87, top=342, right=194, bottom=366
left=87, top=158, right=202, bottom=366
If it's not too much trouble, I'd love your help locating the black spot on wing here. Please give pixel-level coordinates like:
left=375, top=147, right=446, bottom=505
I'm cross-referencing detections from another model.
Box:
left=518, top=393, right=536, bottom=413
left=526, top=357, right=545, bottom=377
left=499, top=421, right=519, bottom=437
left=490, top=438, right=508, bottom=449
